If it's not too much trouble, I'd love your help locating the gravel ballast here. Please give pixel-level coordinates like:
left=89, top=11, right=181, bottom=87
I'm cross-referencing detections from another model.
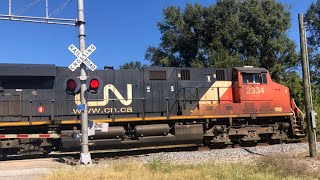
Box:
left=116, top=142, right=320, bottom=164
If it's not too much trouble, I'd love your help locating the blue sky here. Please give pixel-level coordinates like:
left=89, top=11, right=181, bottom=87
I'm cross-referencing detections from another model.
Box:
left=0, top=0, right=316, bottom=69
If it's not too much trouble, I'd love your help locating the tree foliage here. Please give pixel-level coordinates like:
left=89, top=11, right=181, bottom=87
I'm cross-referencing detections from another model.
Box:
left=145, top=0, right=298, bottom=81
left=305, top=0, right=320, bottom=90
left=305, top=0, right=320, bottom=135
left=119, top=61, right=147, bottom=70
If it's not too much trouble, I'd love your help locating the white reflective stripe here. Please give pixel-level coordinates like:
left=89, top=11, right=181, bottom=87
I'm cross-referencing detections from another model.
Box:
left=4, top=135, right=16, bottom=138
left=0, top=134, right=61, bottom=139
left=28, top=134, right=39, bottom=138
left=48, top=134, right=61, bottom=138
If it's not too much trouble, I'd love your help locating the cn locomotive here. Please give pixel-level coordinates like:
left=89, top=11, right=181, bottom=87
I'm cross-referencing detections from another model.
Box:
left=0, top=63, right=304, bottom=156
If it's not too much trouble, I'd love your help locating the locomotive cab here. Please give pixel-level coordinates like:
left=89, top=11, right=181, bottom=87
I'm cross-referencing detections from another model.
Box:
left=232, top=67, right=291, bottom=114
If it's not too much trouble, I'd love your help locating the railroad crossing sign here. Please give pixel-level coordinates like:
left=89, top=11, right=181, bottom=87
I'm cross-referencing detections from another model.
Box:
left=68, top=44, right=97, bottom=71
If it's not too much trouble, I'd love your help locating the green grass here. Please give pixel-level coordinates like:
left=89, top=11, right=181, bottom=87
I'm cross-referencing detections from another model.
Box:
left=39, top=155, right=320, bottom=180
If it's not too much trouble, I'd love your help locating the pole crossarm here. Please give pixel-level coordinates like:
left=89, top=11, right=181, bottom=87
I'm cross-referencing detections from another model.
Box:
left=0, top=14, right=76, bottom=26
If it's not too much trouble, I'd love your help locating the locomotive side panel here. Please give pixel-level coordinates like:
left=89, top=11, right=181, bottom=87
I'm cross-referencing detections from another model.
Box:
left=178, top=68, right=235, bottom=116
left=57, top=68, right=144, bottom=121
left=96, top=69, right=141, bottom=119
left=0, top=64, right=55, bottom=123
left=143, top=67, right=176, bottom=117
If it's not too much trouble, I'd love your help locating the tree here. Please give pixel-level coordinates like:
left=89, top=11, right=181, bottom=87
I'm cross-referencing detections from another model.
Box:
left=119, top=61, right=147, bottom=70
left=305, top=0, right=320, bottom=90
left=146, top=0, right=298, bottom=81
left=279, top=71, right=303, bottom=107
left=145, top=3, right=207, bottom=67
left=305, top=0, right=320, bottom=135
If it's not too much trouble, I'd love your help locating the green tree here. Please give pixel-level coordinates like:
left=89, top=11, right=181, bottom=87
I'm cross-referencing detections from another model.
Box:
left=145, top=3, right=207, bottom=67
left=119, top=61, right=147, bottom=70
left=146, top=0, right=298, bottom=81
left=305, top=0, right=320, bottom=135
left=305, top=0, right=320, bottom=91
left=279, top=71, right=303, bottom=107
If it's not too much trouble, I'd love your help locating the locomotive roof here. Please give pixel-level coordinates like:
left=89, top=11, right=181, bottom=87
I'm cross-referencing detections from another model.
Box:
left=234, top=67, right=268, bottom=73
left=0, top=63, right=56, bottom=76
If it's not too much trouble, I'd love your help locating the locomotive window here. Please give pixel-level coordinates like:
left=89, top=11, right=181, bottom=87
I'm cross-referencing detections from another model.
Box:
left=247, top=74, right=254, bottom=83
left=254, top=74, right=261, bottom=83
left=242, top=73, right=253, bottom=83
left=242, top=73, right=262, bottom=84
left=262, top=73, right=267, bottom=84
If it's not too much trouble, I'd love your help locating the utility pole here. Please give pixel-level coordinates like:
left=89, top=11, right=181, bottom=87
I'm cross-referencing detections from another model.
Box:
left=77, top=0, right=92, bottom=165
left=298, top=13, right=317, bottom=158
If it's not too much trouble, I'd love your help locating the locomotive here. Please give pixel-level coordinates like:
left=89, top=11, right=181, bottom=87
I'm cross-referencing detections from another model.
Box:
left=0, top=63, right=304, bottom=156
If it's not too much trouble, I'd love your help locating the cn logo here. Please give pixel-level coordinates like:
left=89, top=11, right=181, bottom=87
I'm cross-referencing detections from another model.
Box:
left=75, top=84, right=133, bottom=106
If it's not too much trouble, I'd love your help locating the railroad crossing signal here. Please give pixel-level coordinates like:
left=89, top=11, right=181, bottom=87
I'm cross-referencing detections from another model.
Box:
left=68, top=44, right=97, bottom=71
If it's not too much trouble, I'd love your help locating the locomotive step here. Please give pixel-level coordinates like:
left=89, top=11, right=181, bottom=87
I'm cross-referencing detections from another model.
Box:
left=294, top=129, right=303, bottom=133
left=295, top=134, right=306, bottom=138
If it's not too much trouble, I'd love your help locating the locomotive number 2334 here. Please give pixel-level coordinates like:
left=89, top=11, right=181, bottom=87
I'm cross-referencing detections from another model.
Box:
left=246, top=87, right=265, bottom=94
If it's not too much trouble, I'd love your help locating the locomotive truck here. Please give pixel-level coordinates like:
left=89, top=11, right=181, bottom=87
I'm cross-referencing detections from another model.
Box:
left=0, top=63, right=304, bottom=156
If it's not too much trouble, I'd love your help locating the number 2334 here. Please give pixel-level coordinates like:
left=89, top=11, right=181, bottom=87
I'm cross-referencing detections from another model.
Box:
left=246, top=87, right=264, bottom=94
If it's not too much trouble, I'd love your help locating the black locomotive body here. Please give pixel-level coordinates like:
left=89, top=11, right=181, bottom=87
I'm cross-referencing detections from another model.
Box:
left=0, top=64, right=303, bottom=156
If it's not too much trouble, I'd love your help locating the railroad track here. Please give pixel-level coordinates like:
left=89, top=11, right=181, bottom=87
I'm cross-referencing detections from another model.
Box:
left=0, top=139, right=306, bottom=165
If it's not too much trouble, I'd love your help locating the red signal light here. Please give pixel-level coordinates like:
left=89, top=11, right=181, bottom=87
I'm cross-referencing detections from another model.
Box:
left=67, top=79, right=76, bottom=90
left=37, top=105, right=44, bottom=113
left=87, top=77, right=103, bottom=94
left=90, top=79, right=99, bottom=89
left=65, top=77, right=101, bottom=95
left=65, top=78, right=80, bottom=95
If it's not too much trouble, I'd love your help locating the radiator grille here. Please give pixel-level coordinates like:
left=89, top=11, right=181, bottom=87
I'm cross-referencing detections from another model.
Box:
left=180, top=69, right=190, bottom=80
left=149, top=71, right=166, bottom=80
left=216, top=70, right=225, bottom=81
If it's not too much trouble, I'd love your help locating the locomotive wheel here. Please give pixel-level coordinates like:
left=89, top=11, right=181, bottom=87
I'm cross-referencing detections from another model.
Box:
left=268, top=139, right=282, bottom=145
left=18, top=144, right=51, bottom=156
left=209, top=143, right=228, bottom=149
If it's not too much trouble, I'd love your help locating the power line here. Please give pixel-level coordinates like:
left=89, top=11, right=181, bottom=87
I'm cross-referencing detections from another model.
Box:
left=1, top=0, right=76, bottom=26
left=14, top=0, right=41, bottom=15
left=49, top=0, right=73, bottom=18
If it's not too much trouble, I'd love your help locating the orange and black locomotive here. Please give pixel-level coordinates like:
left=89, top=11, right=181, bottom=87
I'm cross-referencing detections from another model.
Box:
left=0, top=63, right=304, bottom=156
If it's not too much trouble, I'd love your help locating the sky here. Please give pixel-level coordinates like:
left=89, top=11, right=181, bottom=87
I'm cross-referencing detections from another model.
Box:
left=0, top=0, right=317, bottom=70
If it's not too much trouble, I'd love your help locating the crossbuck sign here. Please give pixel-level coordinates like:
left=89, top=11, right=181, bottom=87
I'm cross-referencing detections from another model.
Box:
left=68, top=44, right=97, bottom=71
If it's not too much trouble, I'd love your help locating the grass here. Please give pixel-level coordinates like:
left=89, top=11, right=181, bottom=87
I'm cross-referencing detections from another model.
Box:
left=39, top=155, right=320, bottom=180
